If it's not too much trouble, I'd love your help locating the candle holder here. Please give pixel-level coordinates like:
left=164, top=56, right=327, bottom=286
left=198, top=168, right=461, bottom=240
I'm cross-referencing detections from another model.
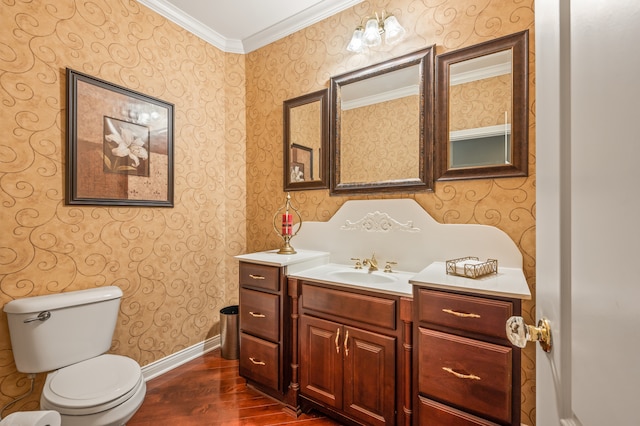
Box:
left=272, top=192, right=303, bottom=254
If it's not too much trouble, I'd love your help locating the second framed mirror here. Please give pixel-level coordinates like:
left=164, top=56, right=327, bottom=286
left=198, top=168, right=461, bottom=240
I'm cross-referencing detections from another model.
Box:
left=435, top=30, right=529, bottom=181
left=283, top=89, right=329, bottom=191
left=330, top=46, right=434, bottom=195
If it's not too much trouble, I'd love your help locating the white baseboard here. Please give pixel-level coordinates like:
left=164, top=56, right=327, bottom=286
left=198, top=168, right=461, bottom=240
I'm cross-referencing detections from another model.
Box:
left=141, top=335, right=220, bottom=381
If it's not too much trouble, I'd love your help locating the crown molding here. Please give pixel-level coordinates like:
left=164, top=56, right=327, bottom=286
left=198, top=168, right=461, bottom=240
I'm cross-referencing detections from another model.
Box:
left=136, top=0, right=244, bottom=53
left=137, top=0, right=362, bottom=54
left=341, top=84, right=419, bottom=110
left=242, top=0, right=363, bottom=53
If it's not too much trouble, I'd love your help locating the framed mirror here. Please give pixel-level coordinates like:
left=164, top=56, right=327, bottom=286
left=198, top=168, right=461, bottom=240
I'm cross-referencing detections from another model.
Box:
left=435, top=30, right=528, bottom=181
left=329, top=47, right=434, bottom=195
left=283, top=89, right=329, bottom=191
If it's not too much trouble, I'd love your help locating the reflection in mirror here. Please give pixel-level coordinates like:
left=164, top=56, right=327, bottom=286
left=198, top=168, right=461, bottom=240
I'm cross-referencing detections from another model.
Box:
left=435, top=30, right=528, bottom=181
left=283, top=89, right=329, bottom=191
left=330, top=47, right=434, bottom=195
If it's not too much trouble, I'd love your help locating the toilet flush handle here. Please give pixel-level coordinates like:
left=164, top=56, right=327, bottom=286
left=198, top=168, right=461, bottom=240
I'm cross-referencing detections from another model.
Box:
left=23, top=311, right=51, bottom=323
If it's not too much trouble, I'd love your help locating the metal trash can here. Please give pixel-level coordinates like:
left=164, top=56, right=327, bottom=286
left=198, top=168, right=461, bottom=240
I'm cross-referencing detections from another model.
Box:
left=220, top=305, right=239, bottom=359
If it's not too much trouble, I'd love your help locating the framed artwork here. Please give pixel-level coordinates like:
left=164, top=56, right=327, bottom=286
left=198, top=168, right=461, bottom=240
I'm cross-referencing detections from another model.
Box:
left=290, top=162, right=305, bottom=182
left=291, top=143, right=313, bottom=180
left=66, top=68, right=174, bottom=206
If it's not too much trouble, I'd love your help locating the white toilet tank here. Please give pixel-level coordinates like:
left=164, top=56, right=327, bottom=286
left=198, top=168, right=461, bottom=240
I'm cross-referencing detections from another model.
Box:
left=3, top=286, right=123, bottom=373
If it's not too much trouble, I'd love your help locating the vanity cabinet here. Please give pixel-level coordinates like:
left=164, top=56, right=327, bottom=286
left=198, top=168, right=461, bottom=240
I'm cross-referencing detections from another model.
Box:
left=296, top=281, right=411, bottom=426
left=300, top=315, right=395, bottom=425
left=238, top=261, right=291, bottom=404
left=414, top=287, right=521, bottom=426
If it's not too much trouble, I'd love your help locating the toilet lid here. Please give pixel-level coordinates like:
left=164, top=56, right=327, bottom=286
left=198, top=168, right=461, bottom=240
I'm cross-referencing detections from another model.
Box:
left=43, top=354, right=142, bottom=412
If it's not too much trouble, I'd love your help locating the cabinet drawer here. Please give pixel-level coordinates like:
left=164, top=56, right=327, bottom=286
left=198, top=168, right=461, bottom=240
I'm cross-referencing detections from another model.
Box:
left=301, top=284, right=396, bottom=330
left=239, top=333, right=279, bottom=390
left=418, top=396, right=499, bottom=426
left=240, top=288, right=279, bottom=341
left=417, top=289, right=513, bottom=340
left=239, top=262, right=280, bottom=291
left=418, top=328, right=512, bottom=424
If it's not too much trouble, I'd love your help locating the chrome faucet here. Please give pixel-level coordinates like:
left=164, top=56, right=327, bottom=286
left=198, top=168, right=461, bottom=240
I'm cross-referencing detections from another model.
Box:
left=362, top=253, right=378, bottom=272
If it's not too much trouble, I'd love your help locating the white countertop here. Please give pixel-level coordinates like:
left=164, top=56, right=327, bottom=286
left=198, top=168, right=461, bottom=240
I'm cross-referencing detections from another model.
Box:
left=235, top=249, right=331, bottom=274
left=237, top=251, right=531, bottom=300
left=409, top=262, right=531, bottom=300
left=235, top=249, right=329, bottom=267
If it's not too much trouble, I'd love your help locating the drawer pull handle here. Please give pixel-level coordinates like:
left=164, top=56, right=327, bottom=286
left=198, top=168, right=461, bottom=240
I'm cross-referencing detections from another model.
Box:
left=442, top=367, right=481, bottom=381
left=344, top=330, right=349, bottom=357
left=442, top=308, right=481, bottom=319
left=249, top=311, right=266, bottom=318
left=335, top=328, right=341, bottom=354
left=249, top=274, right=266, bottom=280
left=249, top=357, right=266, bottom=366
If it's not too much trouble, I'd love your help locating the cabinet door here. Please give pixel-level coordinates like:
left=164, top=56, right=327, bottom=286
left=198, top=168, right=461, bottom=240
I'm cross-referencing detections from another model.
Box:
left=300, top=315, right=343, bottom=409
left=343, top=326, right=396, bottom=426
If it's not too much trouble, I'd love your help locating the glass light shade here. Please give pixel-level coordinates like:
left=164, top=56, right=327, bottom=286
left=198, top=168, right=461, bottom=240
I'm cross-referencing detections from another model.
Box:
left=362, top=18, right=382, bottom=47
left=347, top=27, right=365, bottom=53
left=383, top=15, right=406, bottom=45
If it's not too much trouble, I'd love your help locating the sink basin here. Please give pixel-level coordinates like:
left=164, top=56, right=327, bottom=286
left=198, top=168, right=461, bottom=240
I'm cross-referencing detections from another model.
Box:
left=327, top=269, right=397, bottom=285
left=289, top=263, right=415, bottom=296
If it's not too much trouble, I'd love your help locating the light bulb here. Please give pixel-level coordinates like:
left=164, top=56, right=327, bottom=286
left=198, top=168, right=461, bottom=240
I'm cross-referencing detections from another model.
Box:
left=362, top=18, right=382, bottom=47
left=347, top=27, right=365, bottom=53
left=383, top=15, right=406, bottom=45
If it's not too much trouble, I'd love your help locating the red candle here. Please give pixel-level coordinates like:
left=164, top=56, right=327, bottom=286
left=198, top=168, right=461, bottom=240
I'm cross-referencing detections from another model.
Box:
left=282, top=214, right=293, bottom=235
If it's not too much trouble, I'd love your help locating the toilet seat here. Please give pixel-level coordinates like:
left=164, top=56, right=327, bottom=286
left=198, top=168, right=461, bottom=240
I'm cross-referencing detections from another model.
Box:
left=42, top=354, right=143, bottom=416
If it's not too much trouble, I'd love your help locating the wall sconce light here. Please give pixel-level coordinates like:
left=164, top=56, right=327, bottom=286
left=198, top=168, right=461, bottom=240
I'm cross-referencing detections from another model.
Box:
left=347, top=11, right=406, bottom=53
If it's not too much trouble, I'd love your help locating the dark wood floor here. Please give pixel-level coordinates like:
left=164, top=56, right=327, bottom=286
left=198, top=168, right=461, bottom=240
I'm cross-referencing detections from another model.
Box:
left=128, top=348, right=342, bottom=425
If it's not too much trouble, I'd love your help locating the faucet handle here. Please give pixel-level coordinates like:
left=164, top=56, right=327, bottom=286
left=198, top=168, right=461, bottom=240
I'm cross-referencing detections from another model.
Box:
left=383, top=261, right=397, bottom=273
left=350, top=257, right=363, bottom=269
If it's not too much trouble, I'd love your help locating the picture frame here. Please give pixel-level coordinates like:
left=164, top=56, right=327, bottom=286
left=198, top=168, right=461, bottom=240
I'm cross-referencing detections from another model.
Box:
left=290, top=143, right=313, bottom=180
left=66, top=68, right=174, bottom=207
left=290, top=161, right=305, bottom=182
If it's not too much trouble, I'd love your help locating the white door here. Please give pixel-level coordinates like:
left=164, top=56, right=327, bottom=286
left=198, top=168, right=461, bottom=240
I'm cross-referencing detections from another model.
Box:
left=535, top=0, right=640, bottom=425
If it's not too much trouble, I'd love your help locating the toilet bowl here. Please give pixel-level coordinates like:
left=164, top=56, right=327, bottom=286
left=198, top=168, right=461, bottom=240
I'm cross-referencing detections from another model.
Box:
left=0, top=410, right=61, bottom=426
left=3, top=287, right=147, bottom=426
left=39, top=355, right=146, bottom=426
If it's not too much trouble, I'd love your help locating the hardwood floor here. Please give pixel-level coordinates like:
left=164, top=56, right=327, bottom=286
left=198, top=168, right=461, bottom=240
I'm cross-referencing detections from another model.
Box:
left=128, top=349, right=342, bottom=425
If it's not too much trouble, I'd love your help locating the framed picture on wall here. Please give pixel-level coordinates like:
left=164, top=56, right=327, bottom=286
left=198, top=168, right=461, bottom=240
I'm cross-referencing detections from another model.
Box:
left=65, top=68, right=174, bottom=207
left=291, top=143, right=313, bottom=180
left=290, top=162, right=305, bottom=182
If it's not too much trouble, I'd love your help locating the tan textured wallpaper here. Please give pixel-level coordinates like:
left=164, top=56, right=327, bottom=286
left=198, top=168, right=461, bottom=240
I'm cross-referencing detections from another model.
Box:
left=290, top=101, right=322, bottom=181
left=0, top=0, right=245, bottom=412
left=245, top=0, right=536, bottom=423
left=341, top=95, right=420, bottom=183
left=450, top=74, right=512, bottom=131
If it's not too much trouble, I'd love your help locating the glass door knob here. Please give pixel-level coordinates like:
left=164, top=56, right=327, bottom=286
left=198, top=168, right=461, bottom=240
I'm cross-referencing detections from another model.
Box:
left=506, top=316, right=552, bottom=352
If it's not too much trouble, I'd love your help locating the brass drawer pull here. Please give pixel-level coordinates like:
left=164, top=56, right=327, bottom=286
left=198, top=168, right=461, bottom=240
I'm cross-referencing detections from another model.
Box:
left=335, top=328, right=341, bottom=354
left=249, top=274, right=265, bottom=280
left=442, top=308, right=481, bottom=319
left=249, top=357, right=266, bottom=366
left=442, top=367, right=481, bottom=381
left=249, top=311, right=266, bottom=318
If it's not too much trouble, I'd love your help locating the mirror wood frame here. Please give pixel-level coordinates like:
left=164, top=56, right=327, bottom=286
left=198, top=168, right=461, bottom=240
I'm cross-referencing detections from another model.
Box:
left=435, top=30, right=529, bottom=181
left=329, top=46, right=435, bottom=195
left=283, top=89, right=329, bottom=191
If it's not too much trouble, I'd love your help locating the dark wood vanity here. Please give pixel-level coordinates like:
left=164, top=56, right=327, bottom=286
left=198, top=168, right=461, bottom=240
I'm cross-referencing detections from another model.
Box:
left=237, top=255, right=525, bottom=426
left=413, top=286, right=521, bottom=425
left=238, top=261, right=295, bottom=410
left=293, top=279, right=413, bottom=426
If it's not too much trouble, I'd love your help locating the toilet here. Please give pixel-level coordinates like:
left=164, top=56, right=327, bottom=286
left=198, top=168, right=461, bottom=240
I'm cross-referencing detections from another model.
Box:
left=3, top=286, right=146, bottom=426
